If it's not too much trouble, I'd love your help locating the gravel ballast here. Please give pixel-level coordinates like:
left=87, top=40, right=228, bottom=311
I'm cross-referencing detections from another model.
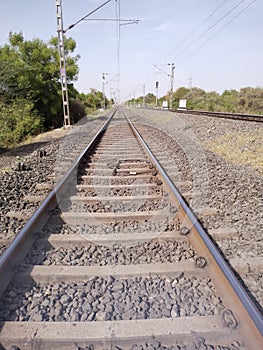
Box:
left=73, top=339, right=244, bottom=350
left=0, top=112, right=111, bottom=256
left=21, top=239, right=196, bottom=267
left=126, top=107, right=263, bottom=309
left=0, top=273, right=225, bottom=322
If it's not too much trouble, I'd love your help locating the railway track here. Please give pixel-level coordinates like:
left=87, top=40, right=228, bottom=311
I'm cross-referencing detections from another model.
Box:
left=139, top=106, right=263, bottom=123
left=135, top=105, right=263, bottom=122
left=171, top=109, right=263, bottom=123
left=0, top=107, right=262, bottom=349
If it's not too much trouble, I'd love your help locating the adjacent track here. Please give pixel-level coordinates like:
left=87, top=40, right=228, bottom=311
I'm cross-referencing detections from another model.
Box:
left=0, top=107, right=262, bottom=349
left=173, top=109, right=263, bottom=122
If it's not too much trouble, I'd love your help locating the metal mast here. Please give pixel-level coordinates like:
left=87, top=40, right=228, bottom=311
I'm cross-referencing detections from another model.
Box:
left=56, top=0, right=70, bottom=127
left=102, top=72, right=109, bottom=109
left=142, top=84, right=145, bottom=107
left=169, top=63, right=175, bottom=109
left=155, top=81, right=159, bottom=107
left=153, top=63, right=175, bottom=109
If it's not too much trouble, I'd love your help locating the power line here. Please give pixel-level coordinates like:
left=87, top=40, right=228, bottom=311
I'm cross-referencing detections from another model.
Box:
left=153, top=64, right=171, bottom=77
left=173, top=0, right=248, bottom=60
left=178, top=0, right=257, bottom=66
left=142, top=0, right=234, bottom=93
left=163, top=0, right=231, bottom=61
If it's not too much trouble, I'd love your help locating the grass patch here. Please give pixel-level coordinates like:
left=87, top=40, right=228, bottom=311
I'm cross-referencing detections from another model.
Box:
left=206, top=131, right=263, bottom=173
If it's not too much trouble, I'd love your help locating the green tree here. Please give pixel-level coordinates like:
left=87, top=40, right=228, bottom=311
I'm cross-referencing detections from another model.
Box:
left=0, top=32, right=80, bottom=129
left=0, top=100, right=40, bottom=149
left=145, top=93, right=156, bottom=105
left=172, top=87, right=190, bottom=109
left=157, top=86, right=263, bottom=114
left=184, top=87, right=206, bottom=110
left=239, top=87, right=263, bottom=114
left=221, top=89, right=239, bottom=112
left=205, top=91, right=221, bottom=111
left=78, top=89, right=110, bottom=112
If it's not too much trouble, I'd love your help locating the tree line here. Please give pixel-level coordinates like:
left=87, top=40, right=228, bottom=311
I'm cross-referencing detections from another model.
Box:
left=128, top=86, right=263, bottom=115
left=0, top=32, right=111, bottom=150
left=1, top=32, right=262, bottom=149
left=171, top=87, right=263, bottom=114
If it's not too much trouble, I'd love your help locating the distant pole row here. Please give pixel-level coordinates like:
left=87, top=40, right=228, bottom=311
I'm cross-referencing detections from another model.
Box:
left=55, top=0, right=140, bottom=124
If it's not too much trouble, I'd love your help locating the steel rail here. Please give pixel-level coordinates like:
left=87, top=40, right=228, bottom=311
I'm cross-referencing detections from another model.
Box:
left=0, top=107, right=118, bottom=297
left=136, top=106, right=263, bottom=122
left=174, top=109, right=263, bottom=122
left=1, top=106, right=262, bottom=338
left=125, top=112, right=263, bottom=336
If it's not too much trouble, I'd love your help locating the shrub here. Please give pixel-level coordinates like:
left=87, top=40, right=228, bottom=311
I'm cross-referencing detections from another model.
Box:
left=0, top=99, right=40, bottom=149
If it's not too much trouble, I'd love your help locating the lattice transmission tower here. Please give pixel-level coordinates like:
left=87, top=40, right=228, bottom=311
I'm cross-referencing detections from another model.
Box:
left=55, top=0, right=70, bottom=127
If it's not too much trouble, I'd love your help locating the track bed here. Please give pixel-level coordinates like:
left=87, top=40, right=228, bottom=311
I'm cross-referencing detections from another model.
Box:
left=0, top=109, right=262, bottom=349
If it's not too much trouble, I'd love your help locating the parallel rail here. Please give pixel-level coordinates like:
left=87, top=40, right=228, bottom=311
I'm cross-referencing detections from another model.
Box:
left=0, top=108, right=117, bottom=297
left=136, top=106, right=263, bottom=122
left=127, top=114, right=263, bottom=333
left=0, top=107, right=262, bottom=349
left=174, top=109, right=263, bottom=122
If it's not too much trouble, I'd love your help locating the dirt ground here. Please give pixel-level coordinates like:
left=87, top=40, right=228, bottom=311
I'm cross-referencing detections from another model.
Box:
left=0, top=128, right=68, bottom=173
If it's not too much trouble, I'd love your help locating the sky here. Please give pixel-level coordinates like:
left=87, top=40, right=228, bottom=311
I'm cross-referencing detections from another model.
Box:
left=0, top=0, right=262, bottom=101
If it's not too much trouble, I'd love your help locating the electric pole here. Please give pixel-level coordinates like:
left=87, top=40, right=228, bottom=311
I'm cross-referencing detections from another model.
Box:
left=55, top=0, right=140, bottom=117
left=155, top=81, right=159, bottom=107
left=153, top=63, right=175, bottom=109
left=55, top=0, right=70, bottom=127
left=169, top=63, right=175, bottom=109
left=102, top=72, right=109, bottom=109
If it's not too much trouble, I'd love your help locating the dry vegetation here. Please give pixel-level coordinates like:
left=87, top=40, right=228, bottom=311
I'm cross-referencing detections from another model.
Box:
left=205, top=130, right=263, bottom=173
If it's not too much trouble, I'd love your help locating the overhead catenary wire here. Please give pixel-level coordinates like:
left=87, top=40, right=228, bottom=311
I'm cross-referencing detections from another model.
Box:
left=162, top=0, right=231, bottom=62
left=64, top=0, right=113, bottom=33
left=141, top=0, right=236, bottom=93
left=153, top=65, right=171, bottom=77
left=178, top=0, right=257, bottom=66
left=142, top=0, right=254, bottom=95
left=170, top=0, right=248, bottom=60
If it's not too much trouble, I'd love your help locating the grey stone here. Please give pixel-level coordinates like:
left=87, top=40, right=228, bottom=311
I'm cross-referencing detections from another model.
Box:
left=42, top=299, right=49, bottom=307
left=111, top=282, right=123, bottom=292
left=72, top=300, right=79, bottom=308
left=82, top=301, right=92, bottom=313
left=161, top=307, right=171, bottom=317
left=87, top=311, right=95, bottom=321
left=30, top=300, right=40, bottom=309
left=80, top=313, right=88, bottom=321
left=95, top=310, right=107, bottom=321
left=105, top=303, right=113, bottom=313
left=29, top=314, right=43, bottom=322
left=171, top=305, right=180, bottom=318
left=32, top=293, right=42, bottom=298
left=60, top=295, right=70, bottom=304
left=69, top=312, right=79, bottom=321
left=122, top=308, right=136, bottom=320
left=114, top=303, right=124, bottom=313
